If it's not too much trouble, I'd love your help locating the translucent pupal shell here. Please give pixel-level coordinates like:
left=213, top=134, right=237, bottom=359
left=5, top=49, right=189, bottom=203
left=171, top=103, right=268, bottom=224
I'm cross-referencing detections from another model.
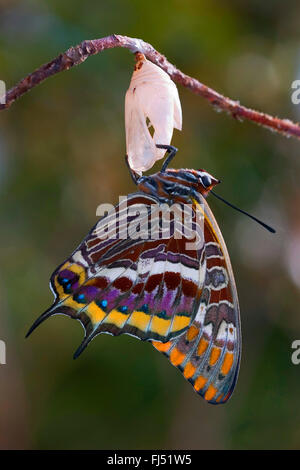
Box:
left=125, top=53, right=182, bottom=174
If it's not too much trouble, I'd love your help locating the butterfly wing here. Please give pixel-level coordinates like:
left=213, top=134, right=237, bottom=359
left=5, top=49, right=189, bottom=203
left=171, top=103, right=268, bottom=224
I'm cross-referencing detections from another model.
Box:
left=152, top=196, right=241, bottom=404
left=27, top=193, right=205, bottom=358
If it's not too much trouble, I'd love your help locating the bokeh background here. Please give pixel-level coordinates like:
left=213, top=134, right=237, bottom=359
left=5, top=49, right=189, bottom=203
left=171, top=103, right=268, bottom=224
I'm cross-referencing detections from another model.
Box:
left=1, top=0, right=300, bottom=450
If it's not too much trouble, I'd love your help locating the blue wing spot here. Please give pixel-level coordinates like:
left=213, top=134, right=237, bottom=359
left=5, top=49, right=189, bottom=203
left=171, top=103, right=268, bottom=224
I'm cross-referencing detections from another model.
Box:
left=74, top=293, right=86, bottom=304
left=140, top=304, right=149, bottom=313
left=118, top=305, right=128, bottom=313
left=157, top=310, right=167, bottom=319
left=97, top=299, right=108, bottom=310
left=65, top=283, right=72, bottom=294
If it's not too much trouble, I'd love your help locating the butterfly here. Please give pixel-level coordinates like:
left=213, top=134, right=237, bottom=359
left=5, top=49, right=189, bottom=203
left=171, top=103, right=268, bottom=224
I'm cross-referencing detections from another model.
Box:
left=27, top=145, right=241, bottom=405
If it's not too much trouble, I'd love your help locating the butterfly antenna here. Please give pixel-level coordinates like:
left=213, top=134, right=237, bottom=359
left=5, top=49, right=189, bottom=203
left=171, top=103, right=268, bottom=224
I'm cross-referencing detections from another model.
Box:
left=211, top=191, right=276, bottom=234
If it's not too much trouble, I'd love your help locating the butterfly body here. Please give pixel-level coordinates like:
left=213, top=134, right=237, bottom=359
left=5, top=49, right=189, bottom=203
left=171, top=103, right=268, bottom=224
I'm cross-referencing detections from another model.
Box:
left=137, top=168, right=220, bottom=204
left=27, top=161, right=241, bottom=405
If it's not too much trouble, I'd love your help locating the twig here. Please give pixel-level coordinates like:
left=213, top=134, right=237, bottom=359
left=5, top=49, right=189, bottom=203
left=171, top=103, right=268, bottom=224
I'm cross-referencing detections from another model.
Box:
left=1, top=34, right=300, bottom=140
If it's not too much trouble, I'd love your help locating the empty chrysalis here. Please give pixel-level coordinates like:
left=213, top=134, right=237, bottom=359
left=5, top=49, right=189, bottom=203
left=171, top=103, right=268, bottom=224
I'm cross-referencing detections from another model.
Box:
left=125, top=53, right=182, bottom=174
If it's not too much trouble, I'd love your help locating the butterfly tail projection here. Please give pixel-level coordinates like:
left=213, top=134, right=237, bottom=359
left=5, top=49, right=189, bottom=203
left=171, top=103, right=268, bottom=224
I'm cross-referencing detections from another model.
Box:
left=25, top=305, right=55, bottom=339
left=26, top=257, right=109, bottom=361
left=26, top=298, right=104, bottom=360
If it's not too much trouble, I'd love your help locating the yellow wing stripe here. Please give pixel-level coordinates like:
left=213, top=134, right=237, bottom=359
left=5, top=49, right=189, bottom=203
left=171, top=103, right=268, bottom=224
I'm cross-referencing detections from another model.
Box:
left=86, top=302, right=107, bottom=324
left=127, top=311, right=151, bottom=332
left=170, top=315, right=191, bottom=333
left=193, top=199, right=218, bottom=241
left=102, top=310, right=130, bottom=328
left=150, top=316, right=172, bottom=336
left=63, top=296, right=86, bottom=311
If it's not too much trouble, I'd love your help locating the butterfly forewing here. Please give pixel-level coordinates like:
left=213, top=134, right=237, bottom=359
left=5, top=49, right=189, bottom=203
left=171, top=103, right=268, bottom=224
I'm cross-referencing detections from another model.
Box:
left=152, top=197, right=241, bottom=404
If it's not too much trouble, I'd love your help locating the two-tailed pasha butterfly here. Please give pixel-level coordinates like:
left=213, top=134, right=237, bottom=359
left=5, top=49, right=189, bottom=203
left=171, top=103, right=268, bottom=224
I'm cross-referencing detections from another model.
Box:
left=27, top=145, right=274, bottom=404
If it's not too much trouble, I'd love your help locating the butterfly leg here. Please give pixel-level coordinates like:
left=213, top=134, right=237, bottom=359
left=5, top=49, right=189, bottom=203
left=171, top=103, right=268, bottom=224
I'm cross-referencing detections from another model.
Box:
left=169, top=185, right=196, bottom=200
left=156, top=145, right=178, bottom=172
left=125, top=155, right=141, bottom=185
left=167, top=186, right=203, bottom=207
left=190, top=188, right=202, bottom=203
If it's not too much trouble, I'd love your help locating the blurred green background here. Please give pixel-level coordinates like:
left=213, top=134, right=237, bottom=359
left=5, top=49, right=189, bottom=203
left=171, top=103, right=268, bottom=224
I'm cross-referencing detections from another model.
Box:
left=1, top=0, right=300, bottom=450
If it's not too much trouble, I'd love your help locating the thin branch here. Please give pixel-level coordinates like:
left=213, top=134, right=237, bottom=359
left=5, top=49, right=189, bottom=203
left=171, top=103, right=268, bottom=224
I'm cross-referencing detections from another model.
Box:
left=1, top=34, right=300, bottom=140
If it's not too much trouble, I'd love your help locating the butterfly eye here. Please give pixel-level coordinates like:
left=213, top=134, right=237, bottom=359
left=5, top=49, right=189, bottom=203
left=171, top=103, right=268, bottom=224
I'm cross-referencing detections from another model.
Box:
left=201, top=175, right=212, bottom=188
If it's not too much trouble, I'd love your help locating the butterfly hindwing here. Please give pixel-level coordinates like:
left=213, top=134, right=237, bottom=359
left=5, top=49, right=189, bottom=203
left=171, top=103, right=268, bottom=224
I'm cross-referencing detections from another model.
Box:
left=152, top=197, right=241, bottom=404
left=28, top=193, right=206, bottom=356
